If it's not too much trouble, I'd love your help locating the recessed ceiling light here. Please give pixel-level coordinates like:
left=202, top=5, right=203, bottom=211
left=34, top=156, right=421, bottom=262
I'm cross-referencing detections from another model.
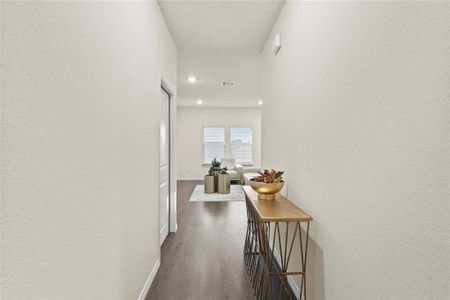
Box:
left=188, top=76, right=197, bottom=83
left=258, top=100, right=263, bottom=105
left=196, top=99, right=203, bottom=105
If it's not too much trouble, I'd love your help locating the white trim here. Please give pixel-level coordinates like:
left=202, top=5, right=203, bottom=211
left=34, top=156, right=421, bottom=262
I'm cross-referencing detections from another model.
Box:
left=177, top=178, right=203, bottom=181
left=160, top=223, right=169, bottom=246
left=272, top=248, right=301, bottom=300
left=161, top=76, right=178, bottom=234
left=137, top=258, right=161, bottom=300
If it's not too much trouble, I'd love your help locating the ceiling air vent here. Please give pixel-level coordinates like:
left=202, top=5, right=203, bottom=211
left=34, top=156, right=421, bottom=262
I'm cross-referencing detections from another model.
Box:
left=222, top=81, right=235, bottom=87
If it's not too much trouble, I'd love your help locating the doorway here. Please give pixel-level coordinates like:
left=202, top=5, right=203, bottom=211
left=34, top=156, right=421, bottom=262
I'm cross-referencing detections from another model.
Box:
left=160, top=86, right=170, bottom=245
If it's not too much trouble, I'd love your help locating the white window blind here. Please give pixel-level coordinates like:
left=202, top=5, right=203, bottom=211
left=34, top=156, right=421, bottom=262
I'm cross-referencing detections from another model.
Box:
left=230, top=127, right=253, bottom=164
left=203, top=127, right=225, bottom=164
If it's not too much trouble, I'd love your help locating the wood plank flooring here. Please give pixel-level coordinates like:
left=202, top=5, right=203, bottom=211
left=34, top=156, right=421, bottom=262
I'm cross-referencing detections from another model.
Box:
left=146, top=180, right=254, bottom=300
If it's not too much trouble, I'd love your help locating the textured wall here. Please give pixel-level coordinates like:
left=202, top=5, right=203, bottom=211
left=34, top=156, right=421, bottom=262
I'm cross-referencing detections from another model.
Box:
left=177, top=107, right=261, bottom=179
left=1, top=1, right=176, bottom=299
left=261, top=2, right=450, bottom=299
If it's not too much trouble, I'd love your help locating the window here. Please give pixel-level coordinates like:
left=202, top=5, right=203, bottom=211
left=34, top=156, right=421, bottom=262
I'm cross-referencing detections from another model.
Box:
left=203, top=127, right=225, bottom=164
left=230, top=127, right=253, bottom=164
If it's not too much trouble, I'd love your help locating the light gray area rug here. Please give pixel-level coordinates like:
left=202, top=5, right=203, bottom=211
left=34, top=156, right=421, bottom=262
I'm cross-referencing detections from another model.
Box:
left=189, top=185, right=245, bottom=202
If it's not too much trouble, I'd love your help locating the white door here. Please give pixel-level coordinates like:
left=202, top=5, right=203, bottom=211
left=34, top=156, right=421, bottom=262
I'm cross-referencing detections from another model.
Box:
left=160, top=87, right=170, bottom=245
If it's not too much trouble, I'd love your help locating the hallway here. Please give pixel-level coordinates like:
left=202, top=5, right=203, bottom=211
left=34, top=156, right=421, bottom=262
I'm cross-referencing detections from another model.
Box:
left=2, top=1, right=449, bottom=299
left=147, top=181, right=254, bottom=299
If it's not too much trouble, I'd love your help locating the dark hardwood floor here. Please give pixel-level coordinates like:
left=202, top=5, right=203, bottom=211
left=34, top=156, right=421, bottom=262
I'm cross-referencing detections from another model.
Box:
left=146, top=180, right=254, bottom=300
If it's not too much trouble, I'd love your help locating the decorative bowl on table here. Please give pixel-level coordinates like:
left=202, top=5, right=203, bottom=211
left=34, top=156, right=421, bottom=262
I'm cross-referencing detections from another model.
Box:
left=249, top=180, right=284, bottom=200
left=249, top=169, right=285, bottom=200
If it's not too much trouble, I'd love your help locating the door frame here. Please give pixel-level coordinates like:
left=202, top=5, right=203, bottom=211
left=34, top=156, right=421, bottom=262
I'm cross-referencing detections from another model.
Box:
left=160, top=76, right=177, bottom=242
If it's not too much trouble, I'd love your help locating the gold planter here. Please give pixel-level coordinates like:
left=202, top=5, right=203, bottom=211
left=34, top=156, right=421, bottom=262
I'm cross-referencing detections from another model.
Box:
left=218, top=173, right=230, bottom=194
left=249, top=180, right=284, bottom=200
left=204, top=175, right=215, bottom=194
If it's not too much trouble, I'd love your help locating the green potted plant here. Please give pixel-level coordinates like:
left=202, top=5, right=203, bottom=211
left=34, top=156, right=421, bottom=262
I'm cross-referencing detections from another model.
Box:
left=204, top=158, right=221, bottom=193
left=250, top=169, right=284, bottom=200
left=209, top=158, right=221, bottom=174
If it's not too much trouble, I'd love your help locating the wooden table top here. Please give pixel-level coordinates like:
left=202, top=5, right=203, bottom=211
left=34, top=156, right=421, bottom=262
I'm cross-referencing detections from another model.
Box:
left=242, top=186, right=313, bottom=222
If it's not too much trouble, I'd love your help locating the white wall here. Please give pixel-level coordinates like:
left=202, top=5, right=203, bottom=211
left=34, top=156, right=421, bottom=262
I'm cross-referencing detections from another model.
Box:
left=1, top=1, right=176, bottom=299
left=177, top=107, right=261, bottom=179
left=261, top=2, right=449, bottom=300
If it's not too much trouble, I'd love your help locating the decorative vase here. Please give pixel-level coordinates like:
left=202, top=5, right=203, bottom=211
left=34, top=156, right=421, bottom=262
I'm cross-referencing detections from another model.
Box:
left=249, top=180, right=284, bottom=200
left=214, top=173, right=219, bottom=192
left=204, top=175, right=215, bottom=194
left=218, top=173, right=230, bottom=194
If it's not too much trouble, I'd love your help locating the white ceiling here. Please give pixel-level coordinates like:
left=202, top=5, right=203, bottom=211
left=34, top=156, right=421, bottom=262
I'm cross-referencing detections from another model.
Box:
left=158, top=0, right=285, bottom=52
left=177, top=52, right=262, bottom=107
left=158, top=0, right=285, bottom=107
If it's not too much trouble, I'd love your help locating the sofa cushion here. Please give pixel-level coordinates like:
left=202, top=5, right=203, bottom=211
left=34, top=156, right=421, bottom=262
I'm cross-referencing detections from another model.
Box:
left=221, top=158, right=236, bottom=170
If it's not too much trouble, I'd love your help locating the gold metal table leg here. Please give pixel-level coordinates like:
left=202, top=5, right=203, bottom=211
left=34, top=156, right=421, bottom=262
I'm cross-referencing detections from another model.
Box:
left=244, top=195, right=311, bottom=300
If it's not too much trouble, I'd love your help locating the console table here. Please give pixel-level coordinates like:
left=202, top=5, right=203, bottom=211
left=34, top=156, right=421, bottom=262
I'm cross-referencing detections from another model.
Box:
left=242, top=186, right=313, bottom=300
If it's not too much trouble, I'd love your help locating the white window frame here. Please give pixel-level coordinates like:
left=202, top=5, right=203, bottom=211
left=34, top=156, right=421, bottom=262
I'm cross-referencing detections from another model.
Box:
left=230, top=126, right=253, bottom=165
left=202, top=126, right=225, bottom=165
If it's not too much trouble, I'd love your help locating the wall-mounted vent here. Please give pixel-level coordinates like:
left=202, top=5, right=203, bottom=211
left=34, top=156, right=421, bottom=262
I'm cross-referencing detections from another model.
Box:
left=222, top=81, right=235, bottom=87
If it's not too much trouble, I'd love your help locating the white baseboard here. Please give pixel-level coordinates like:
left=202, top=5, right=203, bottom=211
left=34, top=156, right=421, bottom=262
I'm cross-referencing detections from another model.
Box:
left=170, top=223, right=178, bottom=233
left=160, top=224, right=169, bottom=246
left=272, top=248, right=301, bottom=300
left=138, top=258, right=161, bottom=300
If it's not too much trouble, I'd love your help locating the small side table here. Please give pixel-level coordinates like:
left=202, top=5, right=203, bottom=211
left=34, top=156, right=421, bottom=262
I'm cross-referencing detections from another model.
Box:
left=242, top=186, right=313, bottom=300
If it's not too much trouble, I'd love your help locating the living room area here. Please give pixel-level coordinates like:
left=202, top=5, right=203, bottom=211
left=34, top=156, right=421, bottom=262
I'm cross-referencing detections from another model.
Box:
left=177, top=106, right=262, bottom=189
left=175, top=50, right=266, bottom=199
left=177, top=109, right=263, bottom=208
